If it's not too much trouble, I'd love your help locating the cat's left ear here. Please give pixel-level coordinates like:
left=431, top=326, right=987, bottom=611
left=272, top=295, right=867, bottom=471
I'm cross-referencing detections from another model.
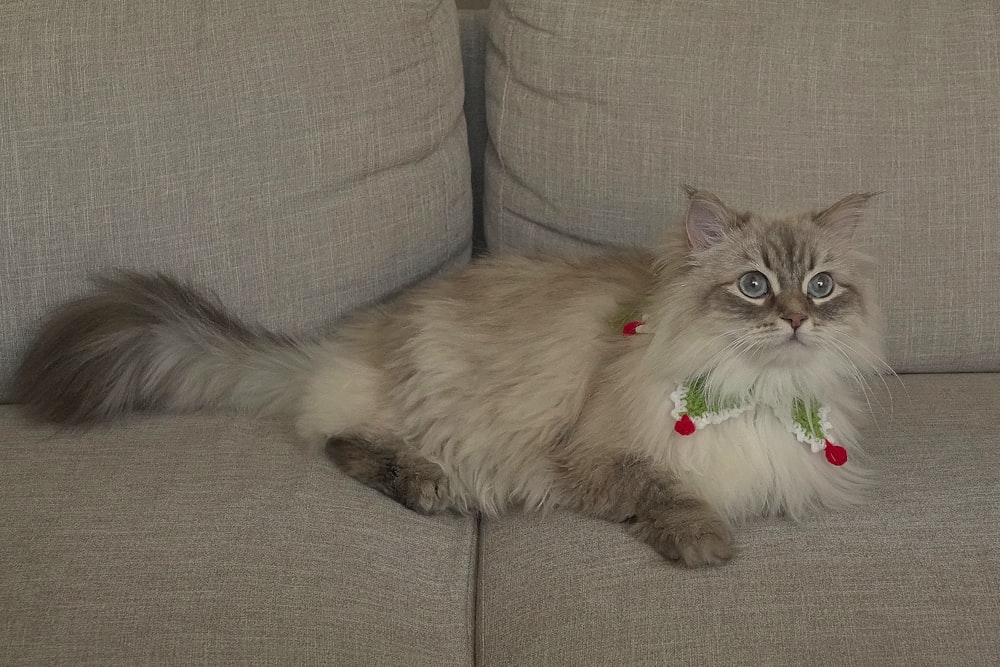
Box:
left=813, top=192, right=878, bottom=243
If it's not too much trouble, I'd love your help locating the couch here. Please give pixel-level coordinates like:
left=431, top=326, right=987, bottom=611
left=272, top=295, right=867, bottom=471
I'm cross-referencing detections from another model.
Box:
left=2, top=1, right=997, bottom=664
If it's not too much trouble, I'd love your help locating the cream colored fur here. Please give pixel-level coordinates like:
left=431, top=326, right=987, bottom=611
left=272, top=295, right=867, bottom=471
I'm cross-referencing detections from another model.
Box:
left=293, top=193, right=885, bottom=520
left=14, top=191, right=887, bottom=563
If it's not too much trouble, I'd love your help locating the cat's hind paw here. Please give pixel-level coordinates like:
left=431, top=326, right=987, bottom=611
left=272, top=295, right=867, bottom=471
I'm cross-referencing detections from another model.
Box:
left=325, top=434, right=454, bottom=515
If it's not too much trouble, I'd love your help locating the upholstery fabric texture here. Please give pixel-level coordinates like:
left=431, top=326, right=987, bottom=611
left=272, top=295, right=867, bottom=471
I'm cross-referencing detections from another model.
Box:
left=0, top=410, right=477, bottom=665
left=0, top=0, right=472, bottom=399
left=484, top=0, right=1000, bottom=373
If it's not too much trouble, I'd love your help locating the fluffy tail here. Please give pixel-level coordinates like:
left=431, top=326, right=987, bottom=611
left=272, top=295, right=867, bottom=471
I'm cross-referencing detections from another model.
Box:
left=13, top=271, right=313, bottom=424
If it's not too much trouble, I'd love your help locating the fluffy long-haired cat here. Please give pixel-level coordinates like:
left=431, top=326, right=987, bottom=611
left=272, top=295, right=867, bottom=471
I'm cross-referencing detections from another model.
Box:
left=14, top=189, right=886, bottom=567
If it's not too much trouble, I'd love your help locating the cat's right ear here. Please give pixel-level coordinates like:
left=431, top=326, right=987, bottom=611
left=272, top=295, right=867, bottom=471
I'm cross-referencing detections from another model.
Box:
left=683, top=187, right=734, bottom=251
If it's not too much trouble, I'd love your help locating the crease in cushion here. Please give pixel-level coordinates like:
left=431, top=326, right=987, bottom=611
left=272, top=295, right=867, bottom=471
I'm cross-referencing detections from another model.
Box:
left=484, top=0, right=1000, bottom=373
left=0, top=0, right=472, bottom=400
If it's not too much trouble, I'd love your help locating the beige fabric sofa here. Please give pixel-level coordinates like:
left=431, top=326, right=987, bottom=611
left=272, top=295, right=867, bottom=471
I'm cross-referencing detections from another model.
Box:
left=2, top=1, right=997, bottom=664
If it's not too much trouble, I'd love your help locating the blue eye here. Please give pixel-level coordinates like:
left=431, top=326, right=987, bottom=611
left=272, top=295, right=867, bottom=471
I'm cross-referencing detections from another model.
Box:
left=738, top=271, right=770, bottom=299
left=807, top=272, right=835, bottom=298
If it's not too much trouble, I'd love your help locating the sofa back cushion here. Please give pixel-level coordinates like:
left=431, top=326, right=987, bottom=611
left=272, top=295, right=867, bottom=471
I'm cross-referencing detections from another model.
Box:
left=0, top=0, right=471, bottom=398
left=484, top=0, right=1000, bottom=373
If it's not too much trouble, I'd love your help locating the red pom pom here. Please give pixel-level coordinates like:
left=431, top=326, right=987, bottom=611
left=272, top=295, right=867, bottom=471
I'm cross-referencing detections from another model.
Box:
left=622, top=321, right=643, bottom=336
left=825, top=441, right=848, bottom=466
left=674, top=415, right=696, bottom=436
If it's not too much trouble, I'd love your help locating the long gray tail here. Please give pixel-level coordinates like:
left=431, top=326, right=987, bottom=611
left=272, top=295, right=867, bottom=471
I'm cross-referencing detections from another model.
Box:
left=13, top=271, right=314, bottom=424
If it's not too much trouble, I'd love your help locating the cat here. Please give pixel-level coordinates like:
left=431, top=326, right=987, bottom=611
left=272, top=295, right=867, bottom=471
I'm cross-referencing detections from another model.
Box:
left=13, top=189, right=886, bottom=567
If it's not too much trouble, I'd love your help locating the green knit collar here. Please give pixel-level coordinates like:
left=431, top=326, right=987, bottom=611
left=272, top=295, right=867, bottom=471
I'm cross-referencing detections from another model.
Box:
left=669, top=376, right=847, bottom=466
left=611, top=308, right=847, bottom=466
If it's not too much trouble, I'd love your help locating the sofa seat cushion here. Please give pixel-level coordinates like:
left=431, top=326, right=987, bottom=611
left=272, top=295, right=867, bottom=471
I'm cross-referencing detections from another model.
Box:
left=475, top=373, right=1000, bottom=665
left=0, top=410, right=476, bottom=665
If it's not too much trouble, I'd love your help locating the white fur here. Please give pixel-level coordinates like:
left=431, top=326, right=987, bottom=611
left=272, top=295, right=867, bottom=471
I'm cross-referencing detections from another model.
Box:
left=634, top=374, right=866, bottom=523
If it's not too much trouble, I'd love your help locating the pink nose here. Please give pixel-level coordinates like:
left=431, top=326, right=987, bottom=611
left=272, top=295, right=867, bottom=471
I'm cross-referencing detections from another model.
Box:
left=782, top=313, right=807, bottom=331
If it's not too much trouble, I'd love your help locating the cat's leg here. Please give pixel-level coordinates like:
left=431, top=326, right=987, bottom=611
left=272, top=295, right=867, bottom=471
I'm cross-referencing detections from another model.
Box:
left=325, top=434, right=455, bottom=515
left=556, top=453, right=734, bottom=567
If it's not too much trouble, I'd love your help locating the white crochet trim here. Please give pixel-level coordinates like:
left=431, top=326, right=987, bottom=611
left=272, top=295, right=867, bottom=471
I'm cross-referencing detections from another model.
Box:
left=777, top=405, right=833, bottom=453
left=669, top=384, right=690, bottom=420
left=669, top=384, right=754, bottom=426
left=671, top=380, right=836, bottom=458
left=693, top=403, right=754, bottom=428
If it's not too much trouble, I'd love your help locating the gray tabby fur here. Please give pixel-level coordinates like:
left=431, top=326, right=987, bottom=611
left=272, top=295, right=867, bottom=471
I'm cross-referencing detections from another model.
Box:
left=13, top=190, right=886, bottom=567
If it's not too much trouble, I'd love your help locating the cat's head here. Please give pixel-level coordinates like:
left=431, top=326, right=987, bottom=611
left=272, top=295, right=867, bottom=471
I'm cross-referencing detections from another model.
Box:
left=652, top=188, right=885, bottom=401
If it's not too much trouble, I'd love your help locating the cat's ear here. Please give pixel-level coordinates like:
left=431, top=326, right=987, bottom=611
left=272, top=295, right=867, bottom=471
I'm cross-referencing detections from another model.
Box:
left=813, top=192, right=877, bottom=243
left=683, top=187, right=736, bottom=251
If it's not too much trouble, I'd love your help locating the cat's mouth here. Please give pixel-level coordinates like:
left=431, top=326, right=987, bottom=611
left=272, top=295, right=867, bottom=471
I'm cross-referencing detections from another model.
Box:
left=779, top=323, right=814, bottom=347
left=744, top=330, right=814, bottom=357
left=768, top=331, right=810, bottom=352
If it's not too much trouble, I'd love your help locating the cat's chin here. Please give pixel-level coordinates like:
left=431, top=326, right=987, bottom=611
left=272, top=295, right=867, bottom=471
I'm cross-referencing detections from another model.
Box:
left=757, top=336, right=821, bottom=369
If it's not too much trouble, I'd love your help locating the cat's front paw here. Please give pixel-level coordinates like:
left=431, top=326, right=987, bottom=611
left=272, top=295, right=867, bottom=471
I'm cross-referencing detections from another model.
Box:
left=630, top=510, right=735, bottom=567
left=395, top=462, right=453, bottom=515
left=670, top=518, right=735, bottom=567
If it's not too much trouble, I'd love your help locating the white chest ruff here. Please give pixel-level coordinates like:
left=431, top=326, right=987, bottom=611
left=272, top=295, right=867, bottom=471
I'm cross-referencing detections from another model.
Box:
left=672, top=410, right=863, bottom=522
left=635, top=391, right=866, bottom=523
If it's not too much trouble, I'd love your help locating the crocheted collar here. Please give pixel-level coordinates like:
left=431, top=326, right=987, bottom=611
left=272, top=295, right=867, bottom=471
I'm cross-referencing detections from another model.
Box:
left=616, top=310, right=847, bottom=466
left=669, top=376, right=847, bottom=466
